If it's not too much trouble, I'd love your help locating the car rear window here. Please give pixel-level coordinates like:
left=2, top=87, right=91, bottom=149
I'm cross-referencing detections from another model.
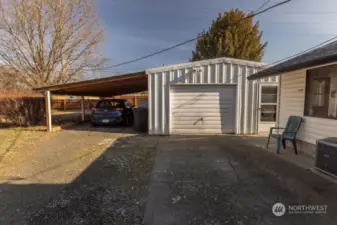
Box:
left=96, top=100, right=124, bottom=108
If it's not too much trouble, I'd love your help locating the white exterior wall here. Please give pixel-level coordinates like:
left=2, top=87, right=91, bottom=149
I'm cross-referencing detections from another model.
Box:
left=147, top=57, right=279, bottom=135
left=279, top=69, right=337, bottom=144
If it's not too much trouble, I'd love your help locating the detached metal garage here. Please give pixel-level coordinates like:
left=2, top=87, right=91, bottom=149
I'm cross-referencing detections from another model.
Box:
left=35, top=57, right=279, bottom=135
left=146, top=57, right=279, bottom=135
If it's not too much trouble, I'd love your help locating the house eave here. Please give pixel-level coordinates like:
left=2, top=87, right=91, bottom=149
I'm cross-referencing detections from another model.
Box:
left=248, top=54, right=337, bottom=80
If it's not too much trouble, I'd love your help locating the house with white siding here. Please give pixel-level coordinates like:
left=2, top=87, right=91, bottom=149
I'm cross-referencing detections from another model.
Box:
left=248, top=41, right=337, bottom=156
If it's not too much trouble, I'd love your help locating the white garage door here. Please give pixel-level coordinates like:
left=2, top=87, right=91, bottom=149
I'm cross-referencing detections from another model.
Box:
left=171, top=85, right=236, bottom=134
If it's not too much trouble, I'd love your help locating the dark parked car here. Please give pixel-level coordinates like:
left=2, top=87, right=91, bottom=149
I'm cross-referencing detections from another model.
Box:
left=91, top=99, right=134, bottom=126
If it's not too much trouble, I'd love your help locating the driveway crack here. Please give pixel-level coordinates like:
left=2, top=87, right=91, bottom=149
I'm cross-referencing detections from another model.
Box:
left=227, top=157, right=241, bottom=181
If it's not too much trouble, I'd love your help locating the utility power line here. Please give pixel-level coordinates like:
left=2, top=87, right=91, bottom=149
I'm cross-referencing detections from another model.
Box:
left=255, top=0, right=272, bottom=13
left=95, top=0, right=291, bottom=70
left=89, top=34, right=337, bottom=73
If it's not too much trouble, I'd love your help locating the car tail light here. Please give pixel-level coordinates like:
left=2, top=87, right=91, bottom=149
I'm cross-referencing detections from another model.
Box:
left=92, top=108, right=99, bottom=113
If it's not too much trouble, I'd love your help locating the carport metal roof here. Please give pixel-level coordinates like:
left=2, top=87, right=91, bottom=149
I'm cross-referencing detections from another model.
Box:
left=34, top=71, right=148, bottom=132
left=34, top=71, right=147, bottom=97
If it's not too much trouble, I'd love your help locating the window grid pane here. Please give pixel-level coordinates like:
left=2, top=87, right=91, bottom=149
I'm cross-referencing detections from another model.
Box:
left=305, top=64, right=337, bottom=119
left=261, top=105, right=277, bottom=122
left=261, top=86, right=277, bottom=103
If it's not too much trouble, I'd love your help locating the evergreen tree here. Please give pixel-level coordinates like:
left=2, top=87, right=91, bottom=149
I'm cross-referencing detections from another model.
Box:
left=191, top=9, right=267, bottom=62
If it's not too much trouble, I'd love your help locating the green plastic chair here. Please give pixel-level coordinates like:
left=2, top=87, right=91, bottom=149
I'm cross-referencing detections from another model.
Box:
left=266, top=116, right=303, bottom=154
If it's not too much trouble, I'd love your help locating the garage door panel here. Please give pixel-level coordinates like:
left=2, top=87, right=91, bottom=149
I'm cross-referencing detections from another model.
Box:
left=171, top=86, right=235, bottom=93
left=172, top=128, right=234, bottom=134
left=172, top=125, right=222, bottom=129
left=171, top=100, right=234, bottom=105
left=172, top=112, right=232, bottom=117
left=172, top=108, right=235, bottom=115
left=172, top=105, right=234, bottom=110
left=171, top=85, right=236, bottom=134
left=170, top=92, right=220, bottom=96
left=172, top=116, right=222, bottom=122
left=172, top=111, right=233, bottom=116
left=172, top=104, right=235, bottom=111
left=172, top=120, right=224, bottom=125
left=171, top=96, right=234, bottom=101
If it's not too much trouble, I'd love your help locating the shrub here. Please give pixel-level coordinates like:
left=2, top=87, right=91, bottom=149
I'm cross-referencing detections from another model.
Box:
left=0, top=91, right=45, bottom=126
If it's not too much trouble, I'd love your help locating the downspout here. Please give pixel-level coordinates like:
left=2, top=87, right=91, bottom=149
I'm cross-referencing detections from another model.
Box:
left=277, top=75, right=281, bottom=127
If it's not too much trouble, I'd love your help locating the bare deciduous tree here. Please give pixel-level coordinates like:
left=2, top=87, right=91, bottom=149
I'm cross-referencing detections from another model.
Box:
left=0, top=0, right=104, bottom=89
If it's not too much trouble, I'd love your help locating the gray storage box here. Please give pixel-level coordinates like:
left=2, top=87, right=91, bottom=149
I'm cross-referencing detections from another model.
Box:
left=133, top=107, right=148, bottom=132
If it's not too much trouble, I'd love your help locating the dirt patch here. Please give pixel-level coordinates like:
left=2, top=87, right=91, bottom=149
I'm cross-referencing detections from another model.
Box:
left=26, top=135, right=158, bottom=225
left=0, top=127, right=48, bottom=172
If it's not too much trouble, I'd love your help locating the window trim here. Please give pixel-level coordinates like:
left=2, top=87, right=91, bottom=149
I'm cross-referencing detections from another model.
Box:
left=259, top=84, right=278, bottom=123
left=304, top=68, right=337, bottom=120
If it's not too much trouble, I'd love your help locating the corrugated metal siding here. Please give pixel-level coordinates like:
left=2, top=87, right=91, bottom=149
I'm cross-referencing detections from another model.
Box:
left=147, top=58, right=279, bottom=135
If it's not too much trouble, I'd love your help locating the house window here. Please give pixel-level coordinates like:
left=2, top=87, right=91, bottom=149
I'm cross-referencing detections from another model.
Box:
left=260, top=86, right=278, bottom=122
left=305, top=65, right=337, bottom=119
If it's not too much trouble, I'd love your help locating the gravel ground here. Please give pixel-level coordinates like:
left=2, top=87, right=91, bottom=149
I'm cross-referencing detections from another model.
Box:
left=0, top=126, right=48, bottom=172
left=0, top=124, right=159, bottom=225
left=25, top=135, right=158, bottom=225
left=1, top=126, right=337, bottom=225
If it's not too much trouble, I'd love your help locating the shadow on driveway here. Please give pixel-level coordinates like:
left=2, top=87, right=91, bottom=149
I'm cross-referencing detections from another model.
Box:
left=1, top=131, right=337, bottom=225
left=144, top=135, right=337, bottom=225
left=0, top=124, right=159, bottom=225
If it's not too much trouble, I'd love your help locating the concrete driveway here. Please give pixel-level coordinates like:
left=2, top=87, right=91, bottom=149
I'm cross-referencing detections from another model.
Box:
left=144, top=136, right=337, bottom=225
left=1, top=124, right=337, bottom=224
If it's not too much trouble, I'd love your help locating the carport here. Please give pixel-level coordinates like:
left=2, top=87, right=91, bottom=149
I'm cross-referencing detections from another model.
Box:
left=34, top=71, right=148, bottom=132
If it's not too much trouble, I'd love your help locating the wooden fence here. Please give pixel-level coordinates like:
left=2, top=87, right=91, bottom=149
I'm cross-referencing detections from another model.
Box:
left=0, top=91, right=148, bottom=126
left=52, top=96, right=148, bottom=111
left=0, top=90, right=148, bottom=112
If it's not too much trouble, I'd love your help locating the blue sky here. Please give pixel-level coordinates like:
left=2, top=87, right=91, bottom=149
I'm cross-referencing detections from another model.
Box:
left=96, top=0, right=337, bottom=76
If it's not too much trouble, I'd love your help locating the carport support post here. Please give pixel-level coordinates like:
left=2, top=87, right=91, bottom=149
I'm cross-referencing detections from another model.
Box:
left=81, top=96, right=85, bottom=121
left=45, top=90, right=52, bottom=132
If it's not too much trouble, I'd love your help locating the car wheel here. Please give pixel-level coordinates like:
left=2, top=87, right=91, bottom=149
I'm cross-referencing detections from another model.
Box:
left=91, top=122, right=97, bottom=127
